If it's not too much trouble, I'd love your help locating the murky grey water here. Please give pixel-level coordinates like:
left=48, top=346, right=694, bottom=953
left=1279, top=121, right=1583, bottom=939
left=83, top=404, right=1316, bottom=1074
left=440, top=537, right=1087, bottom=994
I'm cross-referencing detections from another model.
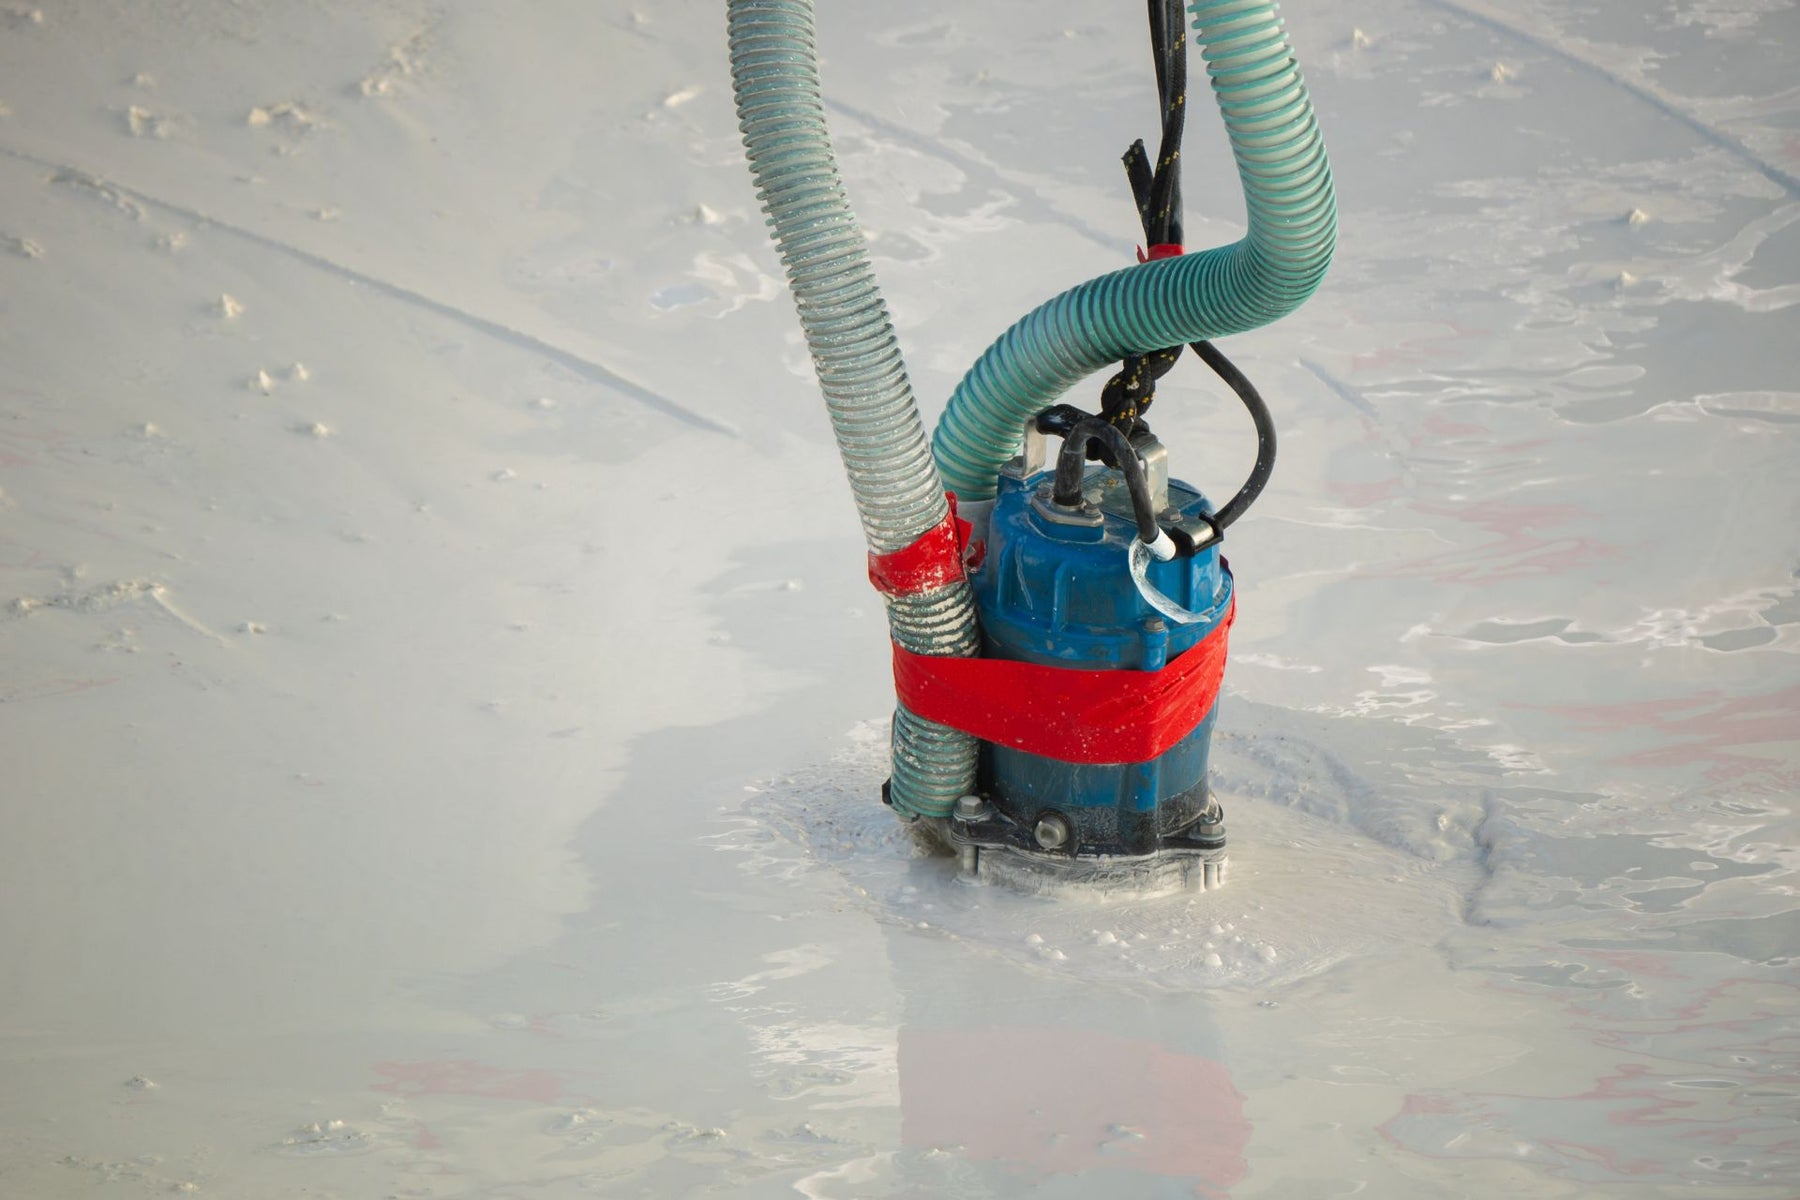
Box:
left=1, top=0, right=1796, bottom=1195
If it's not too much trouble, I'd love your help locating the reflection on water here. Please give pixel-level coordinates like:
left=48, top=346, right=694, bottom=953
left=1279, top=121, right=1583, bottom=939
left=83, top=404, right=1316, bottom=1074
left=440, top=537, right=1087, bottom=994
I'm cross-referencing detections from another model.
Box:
left=900, top=1028, right=1247, bottom=1193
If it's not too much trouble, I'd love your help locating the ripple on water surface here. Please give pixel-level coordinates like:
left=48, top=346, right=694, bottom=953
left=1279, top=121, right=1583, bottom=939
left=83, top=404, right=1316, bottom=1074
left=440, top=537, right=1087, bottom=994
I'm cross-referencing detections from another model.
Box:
left=732, top=705, right=1497, bottom=993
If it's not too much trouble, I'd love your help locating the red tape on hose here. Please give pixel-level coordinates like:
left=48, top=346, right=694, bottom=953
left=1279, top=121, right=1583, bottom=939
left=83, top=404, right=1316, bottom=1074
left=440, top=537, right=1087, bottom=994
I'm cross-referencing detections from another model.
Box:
left=892, top=598, right=1235, bottom=765
left=868, top=497, right=976, bottom=597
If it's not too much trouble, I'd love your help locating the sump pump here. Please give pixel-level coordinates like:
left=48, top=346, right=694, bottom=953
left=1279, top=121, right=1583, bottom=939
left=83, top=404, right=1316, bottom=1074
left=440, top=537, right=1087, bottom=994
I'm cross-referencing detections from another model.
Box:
left=729, top=0, right=1336, bottom=891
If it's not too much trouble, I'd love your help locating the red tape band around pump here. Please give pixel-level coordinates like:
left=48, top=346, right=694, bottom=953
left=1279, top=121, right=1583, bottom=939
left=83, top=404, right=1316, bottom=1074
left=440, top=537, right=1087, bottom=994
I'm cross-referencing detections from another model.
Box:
left=867, top=498, right=974, bottom=598
left=892, top=598, right=1235, bottom=765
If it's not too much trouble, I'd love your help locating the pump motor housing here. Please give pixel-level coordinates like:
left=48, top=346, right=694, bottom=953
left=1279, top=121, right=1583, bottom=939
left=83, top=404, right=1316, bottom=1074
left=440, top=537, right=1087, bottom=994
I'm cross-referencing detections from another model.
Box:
left=948, top=435, right=1233, bottom=891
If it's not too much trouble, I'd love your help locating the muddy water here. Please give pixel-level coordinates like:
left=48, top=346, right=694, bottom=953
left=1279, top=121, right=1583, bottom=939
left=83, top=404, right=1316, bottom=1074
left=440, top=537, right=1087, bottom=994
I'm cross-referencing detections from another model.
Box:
left=1, top=0, right=1797, bottom=1196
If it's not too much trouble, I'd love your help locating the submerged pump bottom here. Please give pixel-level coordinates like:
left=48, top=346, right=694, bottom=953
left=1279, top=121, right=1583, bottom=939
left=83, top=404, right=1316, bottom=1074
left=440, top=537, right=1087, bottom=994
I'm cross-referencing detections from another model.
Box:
left=926, top=428, right=1234, bottom=893
left=944, top=798, right=1227, bottom=895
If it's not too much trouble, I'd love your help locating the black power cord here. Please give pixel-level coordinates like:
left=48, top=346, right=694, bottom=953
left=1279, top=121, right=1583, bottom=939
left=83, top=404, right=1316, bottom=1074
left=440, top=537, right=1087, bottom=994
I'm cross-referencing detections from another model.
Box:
left=1048, top=417, right=1161, bottom=546
left=1100, top=0, right=1188, bottom=435
left=1190, top=340, right=1275, bottom=535
left=1096, top=0, right=1279, bottom=543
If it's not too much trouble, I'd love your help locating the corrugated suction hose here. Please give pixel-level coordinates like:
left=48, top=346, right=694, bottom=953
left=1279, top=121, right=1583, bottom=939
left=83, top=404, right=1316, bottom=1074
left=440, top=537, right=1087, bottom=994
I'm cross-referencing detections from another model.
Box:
left=728, top=0, right=979, bottom=818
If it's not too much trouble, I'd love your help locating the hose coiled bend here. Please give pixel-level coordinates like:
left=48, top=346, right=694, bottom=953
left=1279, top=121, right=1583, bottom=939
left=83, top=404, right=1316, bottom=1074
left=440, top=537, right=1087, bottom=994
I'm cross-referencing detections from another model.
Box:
left=934, top=0, right=1338, bottom=499
left=728, top=0, right=1334, bottom=818
left=728, top=0, right=979, bottom=818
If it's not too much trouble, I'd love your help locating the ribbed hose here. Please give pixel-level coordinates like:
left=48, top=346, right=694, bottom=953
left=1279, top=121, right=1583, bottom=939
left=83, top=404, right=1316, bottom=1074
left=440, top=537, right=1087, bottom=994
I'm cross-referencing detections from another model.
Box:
left=728, top=0, right=979, bottom=818
left=934, top=0, right=1338, bottom=498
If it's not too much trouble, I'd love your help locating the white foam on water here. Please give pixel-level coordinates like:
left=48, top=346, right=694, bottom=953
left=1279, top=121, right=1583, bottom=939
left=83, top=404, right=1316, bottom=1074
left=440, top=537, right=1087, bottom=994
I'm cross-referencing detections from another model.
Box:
left=733, top=718, right=1483, bottom=994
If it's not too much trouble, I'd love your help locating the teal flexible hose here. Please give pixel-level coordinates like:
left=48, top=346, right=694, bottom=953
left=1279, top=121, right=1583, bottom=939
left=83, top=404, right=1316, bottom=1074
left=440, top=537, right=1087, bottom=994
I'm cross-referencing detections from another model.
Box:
left=934, top=0, right=1338, bottom=499
left=728, top=0, right=979, bottom=818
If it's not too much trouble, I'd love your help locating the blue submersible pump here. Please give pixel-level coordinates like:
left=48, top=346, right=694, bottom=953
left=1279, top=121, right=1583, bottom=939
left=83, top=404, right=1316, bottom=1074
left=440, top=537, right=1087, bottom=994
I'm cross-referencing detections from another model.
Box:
left=729, top=0, right=1336, bottom=891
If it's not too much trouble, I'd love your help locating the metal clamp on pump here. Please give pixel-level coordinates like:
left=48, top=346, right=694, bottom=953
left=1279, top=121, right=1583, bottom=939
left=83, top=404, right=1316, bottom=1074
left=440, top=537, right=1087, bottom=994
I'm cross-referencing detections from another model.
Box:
left=1166, top=512, right=1220, bottom=558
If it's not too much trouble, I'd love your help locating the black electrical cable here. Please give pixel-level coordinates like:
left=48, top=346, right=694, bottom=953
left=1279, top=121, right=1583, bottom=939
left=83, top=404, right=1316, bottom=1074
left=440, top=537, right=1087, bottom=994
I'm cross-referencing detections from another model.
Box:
left=1051, top=417, right=1160, bottom=546
left=1142, top=0, right=1186, bottom=248
left=1032, top=404, right=1091, bottom=442
left=1190, top=340, right=1275, bottom=533
left=1103, top=0, right=1281, bottom=543
left=1030, top=1, right=1279, bottom=548
left=1098, top=0, right=1190, bottom=435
